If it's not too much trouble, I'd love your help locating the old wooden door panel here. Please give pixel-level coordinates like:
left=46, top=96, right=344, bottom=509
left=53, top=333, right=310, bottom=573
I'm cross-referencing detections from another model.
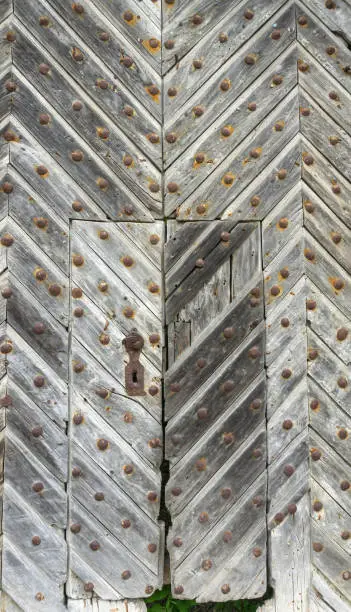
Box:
left=165, top=220, right=267, bottom=601
left=69, top=221, right=164, bottom=599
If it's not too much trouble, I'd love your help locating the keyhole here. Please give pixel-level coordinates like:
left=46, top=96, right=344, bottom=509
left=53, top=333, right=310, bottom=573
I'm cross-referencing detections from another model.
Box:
left=132, top=371, right=138, bottom=383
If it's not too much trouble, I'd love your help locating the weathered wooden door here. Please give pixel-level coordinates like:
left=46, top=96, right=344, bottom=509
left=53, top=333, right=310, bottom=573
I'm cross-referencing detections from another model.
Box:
left=0, top=0, right=350, bottom=610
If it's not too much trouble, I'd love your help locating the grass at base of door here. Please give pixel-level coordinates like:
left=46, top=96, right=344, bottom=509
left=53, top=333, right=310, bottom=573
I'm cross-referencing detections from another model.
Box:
left=145, top=585, right=273, bottom=611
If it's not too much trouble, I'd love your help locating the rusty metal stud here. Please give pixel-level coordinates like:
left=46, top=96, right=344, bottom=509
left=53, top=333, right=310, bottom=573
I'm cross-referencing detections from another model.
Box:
left=72, top=47, right=84, bottom=61
left=72, top=100, right=83, bottom=111
left=193, top=59, right=202, bottom=69
left=72, top=200, right=83, bottom=212
left=223, top=530, right=232, bottom=543
left=252, top=495, right=264, bottom=507
left=123, top=464, right=134, bottom=475
left=274, top=512, right=284, bottom=523
left=149, top=282, right=160, bottom=294
left=1, top=234, right=14, bottom=247
left=280, top=268, right=290, bottom=279
left=71, top=254, right=84, bottom=267
left=5, top=81, right=17, bottom=93
left=325, top=0, right=336, bottom=8
left=98, top=281, right=108, bottom=293
left=338, top=428, right=348, bottom=440
left=39, top=63, right=50, bottom=75
left=288, top=503, right=297, bottom=514
left=145, top=586, right=154, bottom=595
left=303, top=154, right=314, bottom=166
left=122, top=56, right=134, bottom=68
left=245, top=54, right=256, bottom=65
left=72, top=466, right=81, bottom=477
left=244, top=8, right=254, bottom=19
left=73, top=413, right=83, bottom=425
left=38, top=113, right=50, bottom=126
left=218, top=32, right=228, bottom=43
left=168, top=87, right=177, bottom=97
left=149, top=182, right=160, bottom=193
left=71, top=150, right=83, bottom=162
left=97, top=438, right=109, bottom=451
left=198, top=511, right=209, bottom=523
left=248, top=346, right=260, bottom=359
left=166, top=132, right=177, bottom=144
left=222, top=380, right=234, bottom=393
left=253, top=547, right=262, bottom=557
left=249, top=148, right=260, bottom=159
left=148, top=385, right=159, bottom=396
left=121, top=255, right=134, bottom=267
left=148, top=543, right=157, bottom=553
left=89, top=540, right=100, bottom=551
left=250, top=398, right=262, bottom=411
left=148, top=438, right=161, bottom=449
left=35, top=594, right=45, bottom=601
left=195, top=152, right=205, bottom=163
left=173, top=537, right=182, bottom=547
left=164, top=39, right=175, bottom=50
left=270, top=285, right=280, bottom=296
left=331, top=231, right=342, bottom=243
left=99, top=31, right=110, bottom=41
left=195, top=258, right=205, bottom=268
left=196, top=203, right=207, bottom=214
left=192, top=14, right=203, bottom=25
left=313, top=542, right=323, bottom=552
left=167, top=182, right=178, bottom=193
left=94, top=492, right=104, bottom=501
left=281, top=368, right=292, bottom=379
left=84, top=583, right=94, bottom=593
left=283, top=419, right=293, bottom=430
left=337, top=376, right=348, bottom=389
left=308, top=348, right=318, bottom=360
left=36, top=165, right=48, bottom=177
left=147, top=132, right=159, bottom=144
left=221, top=487, right=232, bottom=499
left=96, top=388, right=109, bottom=400
left=121, top=519, right=131, bottom=528
left=311, top=448, right=322, bottom=461
left=220, top=79, right=230, bottom=91
left=306, top=299, right=316, bottom=310
left=196, top=358, right=206, bottom=369
left=72, top=2, right=84, bottom=13
left=2, top=181, right=14, bottom=193
left=341, top=531, right=350, bottom=540
left=332, top=183, right=341, bottom=194
left=221, top=584, right=230, bottom=594
left=171, top=487, right=182, bottom=496
left=32, top=482, right=44, bottom=493
left=174, top=586, right=184, bottom=595
left=281, top=317, right=290, bottom=328
left=33, top=375, right=45, bottom=387
left=313, top=500, right=323, bottom=512
left=31, top=425, right=43, bottom=437
left=147, top=85, right=159, bottom=97
left=197, top=407, right=208, bottom=419
left=272, top=75, right=283, bottom=85
left=0, top=341, right=12, bottom=354
left=195, top=458, right=207, bottom=471
left=201, top=559, right=212, bottom=571
left=1, top=287, right=12, bottom=299
left=149, top=333, right=160, bottom=345
left=252, top=448, right=262, bottom=459
left=310, top=399, right=319, bottom=411
left=298, top=61, right=309, bottom=72
left=247, top=102, right=257, bottom=112
left=250, top=195, right=260, bottom=207
left=342, top=571, right=351, bottom=581
left=333, top=278, right=344, bottom=290
left=121, top=561, right=132, bottom=574
left=193, top=105, right=204, bottom=117
left=70, top=523, right=81, bottom=534
left=341, top=480, right=350, bottom=490
left=170, top=382, right=180, bottom=393
left=298, top=15, right=308, bottom=26
left=301, top=107, right=310, bottom=116
left=32, top=322, right=46, bottom=335
left=271, top=30, right=281, bottom=40
left=72, top=287, right=83, bottom=299
left=34, top=217, right=49, bottom=230
left=149, top=234, right=160, bottom=245
left=73, top=362, right=84, bottom=373
left=39, top=15, right=50, bottom=26
left=48, top=284, right=61, bottom=297
left=123, top=10, right=134, bottom=21
left=97, top=177, right=109, bottom=190
left=3, top=130, right=16, bottom=142
left=284, top=464, right=295, bottom=477
left=220, top=231, right=230, bottom=242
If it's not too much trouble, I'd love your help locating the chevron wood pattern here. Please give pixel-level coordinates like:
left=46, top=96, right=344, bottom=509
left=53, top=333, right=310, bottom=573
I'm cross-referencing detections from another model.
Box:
left=0, top=0, right=350, bottom=609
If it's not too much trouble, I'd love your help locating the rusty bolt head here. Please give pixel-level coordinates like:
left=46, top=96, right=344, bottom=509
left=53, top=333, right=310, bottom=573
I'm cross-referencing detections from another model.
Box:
left=123, top=155, right=133, bottom=167
left=97, top=177, right=109, bottom=190
left=278, top=168, right=287, bottom=180
left=331, top=231, right=342, bottom=244
left=31, top=535, right=41, bottom=546
left=147, top=85, right=159, bottom=96
left=342, top=571, right=351, bottom=581
left=195, top=458, right=207, bottom=471
left=148, top=438, right=161, bottom=449
left=270, top=285, right=281, bottom=296
left=33, top=375, right=45, bottom=387
left=164, top=40, right=175, bottom=50
left=148, top=385, right=159, bottom=396
left=73, top=413, right=83, bottom=426
left=288, top=503, right=297, bottom=515
left=333, top=278, right=344, bottom=291
left=72, top=466, right=81, bottom=477
left=250, top=195, right=261, bottom=208
left=281, top=368, right=292, bottom=379
left=252, top=448, right=262, bottom=459
left=148, top=133, right=159, bottom=144
left=272, top=75, right=283, bottom=85
left=123, top=464, right=134, bottom=475
left=252, top=495, right=264, bottom=507
left=193, top=59, right=203, bottom=69
left=311, top=448, right=322, bottom=461
left=94, top=492, right=104, bottom=501
left=2, top=181, right=14, bottom=193
left=325, top=0, right=336, bottom=8
left=283, top=419, right=293, bottom=430
left=71, top=150, right=83, bottom=162
left=48, top=284, right=61, bottom=297
left=223, top=174, right=234, bottom=185
left=171, top=487, right=182, bottom=496
left=338, top=428, right=348, bottom=440
left=72, top=47, right=84, bottom=62
left=196, top=358, right=206, bottom=369
left=0, top=341, right=12, bottom=354
left=218, top=32, right=228, bottom=43
left=220, top=79, right=230, bottom=92
left=122, top=56, right=133, bottom=68
left=90, top=540, right=100, bottom=551
left=223, top=530, right=232, bottom=543
left=73, top=362, right=84, bottom=373
left=281, top=317, right=290, bottom=328
left=222, top=380, right=234, bottom=393
left=304, top=154, right=314, bottom=166
left=72, top=2, right=84, bottom=13
left=123, top=9, right=134, bottom=21
left=32, top=482, right=44, bottom=493
left=271, top=29, right=281, bottom=40
left=173, top=537, right=183, bottom=547
left=221, top=126, right=232, bottom=138
left=197, top=407, right=208, bottom=419
left=84, top=583, right=94, bottom=593
left=34, top=217, right=49, bottom=230
left=245, top=54, right=256, bottom=65
left=253, top=547, right=262, bottom=557
left=298, top=61, right=309, bottom=72
left=201, top=559, right=212, bottom=571
left=149, top=182, right=160, bottom=193
left=165, top=132, right=177, bottom=144
left=149, top=333, right=160, bottom=345
left=341, top=480, right=350, bottom=490
left=195, top=258, right=204, bottom=268
left=121, top=519, right=131, bottom=528
left=99, top=31, right=110, bottom=41
left=122, top=255, right=134, bottom=267
left=341, top=531, right=350, bottom=540
left=284, top=464, right=295, bottom=477
left=98, top=281, right=108, bottom=293
left=121, top=570, right=131, bottom=580
left=332, top=184, right=341, bottom=194
left=72, top=287, right=83, bottom=299
left=193, top=105, right=204, bottom=117
left=170, top=382, right=180, bottom=393
left=167, top=182, right=178, bottom=193
left=274, top=512, right=284, bottom=524
left=221, top=584, right=230, bottom=594
left=298, top=15, right=308, bottom=26
left=310, top=399, right=320, bottom=411
left=149, top=282, right=160, bottom=293
left=249, top=148, right=260, bottom=159
left=5, top=81, right=17, bottom=93
left=250, top=398, right=262, bottom=411
left=301, top=107, right=310, bottom=116
left=39, top=63, right=50, bottom=75
left=221, top=487, right=232, bottom=499
left=31, top=426, right=43, bottom=437
left=35, top=593, right=44, bottom=602
left=337, top=376, right=348, bottom=389
left=70, top=523, right=81, bottom=534
left=308, top=348, right=318, bottom=360
left=198, top=511, right=209, bottom=523
left=1, top=287, right=12, bottom=299
left=72, top=201, right=83, bottom=213
left=248, top=346, right=260, bottom=359
left=280, top=268, right=289, bottom=279
left=174, top=586, right=184, bottom=595
left=168, top=87, right=177, bottom=98
left=279, top=217, right=289, bottom=229
left=313, top=500, right=323, bottom=512
left=1, top=233, right=14, bottom=247
left=313, top=542, right=323, bottom=552
left=192, top=14, right=203, bottom=25
left=195, top=152, right=205, bottom=164
left=148, top=543, right=157, bottom=553
left=39, top=15, right=50, bottom=26
left=32, top=322, right=46, bottom=335
left=329, top=90, right=339, bottom=100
